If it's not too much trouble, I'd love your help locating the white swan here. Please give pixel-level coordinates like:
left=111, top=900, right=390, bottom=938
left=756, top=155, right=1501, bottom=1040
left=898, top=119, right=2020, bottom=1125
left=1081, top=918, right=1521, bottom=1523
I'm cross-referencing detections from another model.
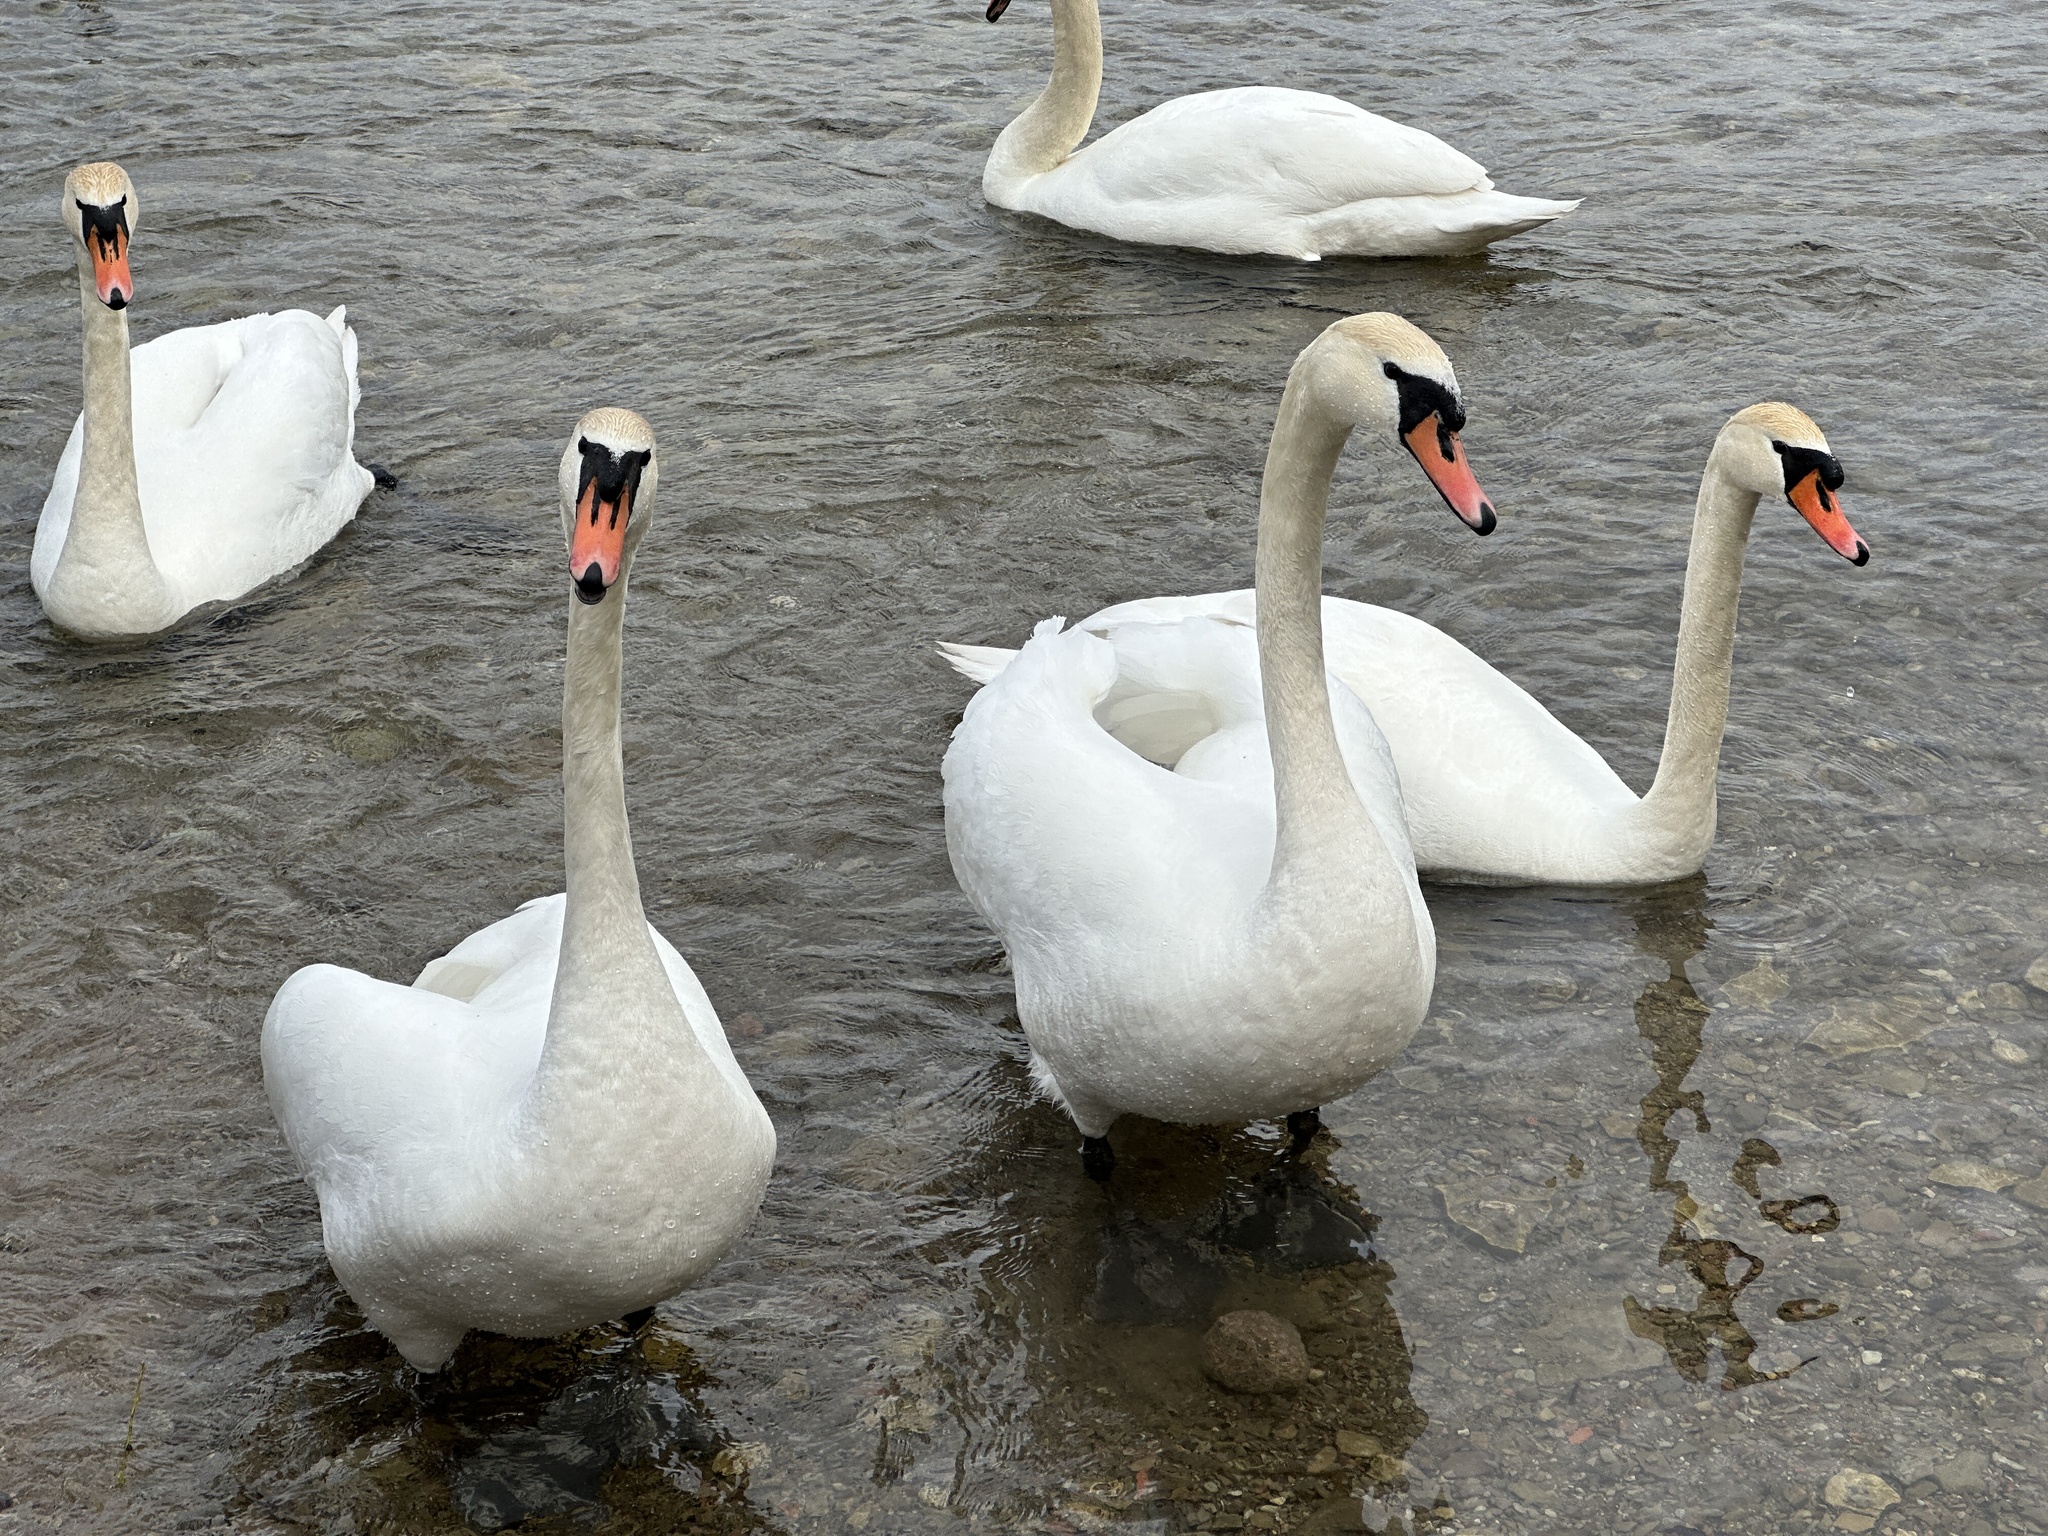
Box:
left=943, top=314, right=1498, bottom=1170
left=262, top=410, right=775, bottom=1372
left=31, top=161, right=373, bottom=640
left=979, top=0, right=1579, bottom=260
left=944, top=403, right=1869, bottom=886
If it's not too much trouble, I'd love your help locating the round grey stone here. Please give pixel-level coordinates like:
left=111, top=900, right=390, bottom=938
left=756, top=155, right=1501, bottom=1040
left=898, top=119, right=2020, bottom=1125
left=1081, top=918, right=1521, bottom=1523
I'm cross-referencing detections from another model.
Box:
left=1201, top=1309, right=1310, bottom=1395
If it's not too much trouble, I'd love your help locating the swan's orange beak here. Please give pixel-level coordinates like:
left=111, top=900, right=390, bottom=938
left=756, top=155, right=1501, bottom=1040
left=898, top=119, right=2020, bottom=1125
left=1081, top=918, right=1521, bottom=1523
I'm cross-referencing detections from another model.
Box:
left=89, top=225, right=132, bottom=309
left=1788, top=471, right=1868, bottom=565
left=570, top=478, right=633, bottom=604
left=569, top=436, right=652, bottom=603
left=1403, top=416, right=1496, bottom=534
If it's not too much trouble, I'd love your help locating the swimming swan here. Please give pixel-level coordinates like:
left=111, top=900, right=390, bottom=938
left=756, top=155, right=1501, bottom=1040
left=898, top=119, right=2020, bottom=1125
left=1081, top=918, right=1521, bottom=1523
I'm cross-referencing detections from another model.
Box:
left=942, top=314, right=1496, bottom=1172
left=32, top=161, right=373, bottom=640
left=946, top=404, right=1869, bottom=886
left=262, top=409, right=776, bottom=1372
left=979, top=0, right=1579, bottom=259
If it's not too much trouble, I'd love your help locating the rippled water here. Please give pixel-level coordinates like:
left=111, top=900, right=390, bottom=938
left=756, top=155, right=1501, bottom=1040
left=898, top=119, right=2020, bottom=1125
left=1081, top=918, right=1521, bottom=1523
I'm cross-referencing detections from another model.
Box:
left=4, top=0, right=2047, bottom=1531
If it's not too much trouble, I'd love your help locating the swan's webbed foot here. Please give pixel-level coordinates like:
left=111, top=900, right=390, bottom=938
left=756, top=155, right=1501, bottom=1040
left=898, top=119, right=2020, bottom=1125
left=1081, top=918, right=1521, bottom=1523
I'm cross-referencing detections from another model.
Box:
left=620, top=1306, right=657, bottom=1334
left=1285, top=1108, right=1323, bottom=1156
left=1081, top=1135, right=1116, bottom=1184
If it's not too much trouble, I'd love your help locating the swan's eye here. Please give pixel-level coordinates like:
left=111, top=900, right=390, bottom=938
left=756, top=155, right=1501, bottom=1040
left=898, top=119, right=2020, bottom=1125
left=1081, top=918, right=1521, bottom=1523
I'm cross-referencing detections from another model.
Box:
left=575, top=440, right=652, bottom=529
left=1769, top=439, right=1844, bottom=494
left=1774, top=439, right=1866, bottom=564
left=1384, top=363, right=1465, bottom=438
left=568, top=441, right=651, bottom=599
left=76, top=197, right=133, bottom=308
left=77, top=196, right=128, bottom=251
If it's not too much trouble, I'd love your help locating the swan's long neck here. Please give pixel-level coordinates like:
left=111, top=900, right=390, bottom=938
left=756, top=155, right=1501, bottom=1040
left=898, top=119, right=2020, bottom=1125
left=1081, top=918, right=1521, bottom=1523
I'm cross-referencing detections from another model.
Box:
left=48, top=256, right=170, bottom=628
left=530, top=559, right=717, bottom=1132
left=1253, top=378, right=1402, bottom=903
left=985, top=0, right=1102, bottom=191
left=1637, top=446, right=1762, bottom=852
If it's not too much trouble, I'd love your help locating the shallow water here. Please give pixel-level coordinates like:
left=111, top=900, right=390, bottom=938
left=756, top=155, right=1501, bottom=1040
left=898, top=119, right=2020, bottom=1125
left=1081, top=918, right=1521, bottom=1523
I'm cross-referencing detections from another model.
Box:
left=3, top=0, right=2047, bottom=1531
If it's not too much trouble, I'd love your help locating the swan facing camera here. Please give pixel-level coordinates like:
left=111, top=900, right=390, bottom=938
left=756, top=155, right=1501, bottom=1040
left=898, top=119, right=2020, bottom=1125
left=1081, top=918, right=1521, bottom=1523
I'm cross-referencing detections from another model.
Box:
left=562, top=414, right=656, bottom=602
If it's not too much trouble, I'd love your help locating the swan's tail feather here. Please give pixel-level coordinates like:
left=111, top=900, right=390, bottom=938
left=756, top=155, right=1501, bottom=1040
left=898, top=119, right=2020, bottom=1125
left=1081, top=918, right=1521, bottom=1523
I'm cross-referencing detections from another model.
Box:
left=327, top=305, right=363, bottom=414
left=937, top=641, right=1022, bottom=685
left=1480, top=194, right=1581, bottom=224
left=937, top=619, right=1059, bottom=684
left=1312, top=191, right=1581, bottom=257
left=1442, top=193, right=1581, bottom=241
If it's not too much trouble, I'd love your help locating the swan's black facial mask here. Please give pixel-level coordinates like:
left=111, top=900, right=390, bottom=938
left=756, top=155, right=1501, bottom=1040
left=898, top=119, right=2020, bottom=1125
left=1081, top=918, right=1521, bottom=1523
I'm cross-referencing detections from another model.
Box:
left=569, top=438, right=651, bottom=604
left=1771, top=439, right=1866, bottom=565
left=78, top=197, right=132, bottom=309
left=1383, top=361, right=1494, bottom=534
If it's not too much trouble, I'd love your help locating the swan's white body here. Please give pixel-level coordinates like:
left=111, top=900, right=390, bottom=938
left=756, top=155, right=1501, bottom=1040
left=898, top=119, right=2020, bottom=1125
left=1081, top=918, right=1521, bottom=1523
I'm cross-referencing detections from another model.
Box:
left=33, top=308, right=373, bottom=636
left=264, top=895, right=768, bottom=1369
left=264, top=411, right=775, bottom=1372
left=946, top=614, right=1433, bottom=1135
left=35, top=165, right=371, bottom=640
left=943, top=404, right=1867, bottom=886
left=943, top=316, right=1469, bottom=1140
left=983, top=0, right=1577, bottom=260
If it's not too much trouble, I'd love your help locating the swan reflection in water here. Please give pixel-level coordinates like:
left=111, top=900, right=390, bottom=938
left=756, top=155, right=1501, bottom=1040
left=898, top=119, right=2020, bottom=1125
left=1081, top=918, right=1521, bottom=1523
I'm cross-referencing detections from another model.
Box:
left=1620, top=879, right=1839, bottom=1391
left=931, top=1099, right=1426, bottom=1532
left=240, top=1276, right=769, bottom=1533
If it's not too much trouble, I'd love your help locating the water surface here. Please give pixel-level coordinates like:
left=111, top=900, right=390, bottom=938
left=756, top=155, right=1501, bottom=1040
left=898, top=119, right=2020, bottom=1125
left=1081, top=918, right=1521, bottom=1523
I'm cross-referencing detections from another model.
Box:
left=3, top=0, right=2046, bottom=1532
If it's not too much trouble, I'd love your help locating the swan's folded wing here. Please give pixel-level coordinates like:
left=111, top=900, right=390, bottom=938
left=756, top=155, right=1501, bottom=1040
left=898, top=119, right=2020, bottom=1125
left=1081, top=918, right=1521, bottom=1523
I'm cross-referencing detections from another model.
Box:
left=30, top=416, right=86, bottom=598
left=265, top=898, right=563, bottom=1184
left=413, top=894, right=563, bottom=1003
left=1080, top=589, right=1255, bottom=633
left=938, top=593, right=1253, bottom=689
left=138, top=310, right=368, bottom=603
left=942, top=619, right=1269, bottom=945
left=1076, top=88, right=1492, bottom=213
left=1087, top=611, right=1421, bottom=874
left=186, top=312, right=356, bottom=492
left=262, top=964, right=544, bottom=1188
left=647, top=926, right=767, bottom=1110
left=1316, top=598, right=1638, bottom=862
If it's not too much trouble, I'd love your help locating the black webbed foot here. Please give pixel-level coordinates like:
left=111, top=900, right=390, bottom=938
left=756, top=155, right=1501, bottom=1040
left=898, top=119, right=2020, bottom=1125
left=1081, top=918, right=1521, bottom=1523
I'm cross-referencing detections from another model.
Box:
left=1285, top=1107, right=1323, bottom=1156
left=1081, top=1135, right=1116, bottom=1183
left=620, top=1306, right=657, bottom=1334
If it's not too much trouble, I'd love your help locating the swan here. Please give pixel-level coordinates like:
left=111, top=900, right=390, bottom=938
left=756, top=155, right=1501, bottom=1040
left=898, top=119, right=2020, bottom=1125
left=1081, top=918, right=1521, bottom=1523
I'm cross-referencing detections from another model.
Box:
left=942, top=314, right=1497, bottom=1174
left=31, top=161, right=373, bottom=640
left=262, top=409, right=776, bottom=1372
left=943, top=402, right=1869, bottom=886
left=978, top=0, right=1579, bottom=260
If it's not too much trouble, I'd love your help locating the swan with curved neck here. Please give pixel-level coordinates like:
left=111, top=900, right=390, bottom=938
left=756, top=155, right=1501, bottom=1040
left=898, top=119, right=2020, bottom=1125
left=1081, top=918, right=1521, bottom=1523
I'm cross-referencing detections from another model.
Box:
left=945, top=403, right=1868, bottom=885
left=979, top=0, right=1578, bottom=259
left=32, top=161, right=373, bottom=640
left=942, top=314, right=1494, bottom=1171
left=262, top=410, right=775, bottom=1372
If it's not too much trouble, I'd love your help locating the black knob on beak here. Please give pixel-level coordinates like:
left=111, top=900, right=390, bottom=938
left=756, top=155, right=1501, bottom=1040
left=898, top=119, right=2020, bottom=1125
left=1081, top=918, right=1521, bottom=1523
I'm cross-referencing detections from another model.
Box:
left=574, top=564, right=607, bottom=604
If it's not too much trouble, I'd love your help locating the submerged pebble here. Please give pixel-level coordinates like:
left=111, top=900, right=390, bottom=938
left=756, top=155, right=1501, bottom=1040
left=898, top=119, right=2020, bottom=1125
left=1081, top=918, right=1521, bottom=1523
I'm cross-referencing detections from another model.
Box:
left=1201, top=1310, right=1309, bottom=1395
left=1823, top=1467, right=1899, bottom=1517
left=2025, top=954, right=2048, bottom=993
